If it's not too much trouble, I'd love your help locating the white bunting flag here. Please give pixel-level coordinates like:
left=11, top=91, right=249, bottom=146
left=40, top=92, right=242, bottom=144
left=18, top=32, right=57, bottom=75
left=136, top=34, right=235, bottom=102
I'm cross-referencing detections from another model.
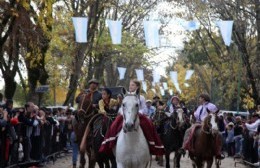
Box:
left=153, top=70, right=161, bottom=83
left=142, top=81, right=147, bottom=93
left=218, top=20, right=234, bottom=46
left=135, top=69, right=144, bottom=81
left=160, top=87, right=165, bottom=96
left=163, top=82, right=168, bottom=90
left=185, top=70, right=194, bottom=80
left=107, top=20, right=122, bottom=44
left=169, top=89, right=173, bottom=96
left=184, top=83, right=190, bottom=87
left=143, top=21, right=160, bottom=48
left=173, top=82, right=182, bottom=94
left=117, top=67, right=126, bottom=80
left=170, top=71, right=178, bottom=84
left=181, top=20, right=200, bottom=31
left=72, top=17, right=88, bottom=43
left=151, top=88, right=156, bottom=93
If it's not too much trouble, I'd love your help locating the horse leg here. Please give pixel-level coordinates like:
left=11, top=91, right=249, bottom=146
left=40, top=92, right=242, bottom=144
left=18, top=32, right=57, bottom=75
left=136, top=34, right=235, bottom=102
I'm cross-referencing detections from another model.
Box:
left=79, top=152, right=86, bottom=168
left=158, top=155, right=163, bottom=167
left=110, top=155, right=117, bottom=168
left=206, top=158, right=213, bottom=168
left=175, top=152, right=181, bottom=168
left=165, top=152, right=170, bottom=168
left=104, top=159, right=110, bottom=168
left=87, top=149, right=96, bottom=168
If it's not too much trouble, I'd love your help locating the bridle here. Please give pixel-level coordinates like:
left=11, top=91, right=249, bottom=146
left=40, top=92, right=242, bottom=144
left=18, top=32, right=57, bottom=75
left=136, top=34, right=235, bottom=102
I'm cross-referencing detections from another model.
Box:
left=77, top=93, right=95, bottom=123
left=122, top=94, right=139, bottom=133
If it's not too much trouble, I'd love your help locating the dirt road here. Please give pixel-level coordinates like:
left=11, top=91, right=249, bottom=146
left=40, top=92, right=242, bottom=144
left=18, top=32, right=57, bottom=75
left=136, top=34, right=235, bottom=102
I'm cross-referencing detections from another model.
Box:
left=44, top=153, right=247, bottom=168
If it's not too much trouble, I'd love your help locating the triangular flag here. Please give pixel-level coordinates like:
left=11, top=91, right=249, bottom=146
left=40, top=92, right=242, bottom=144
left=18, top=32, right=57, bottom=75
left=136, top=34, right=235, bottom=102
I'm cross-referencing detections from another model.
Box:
left=107, top=20, right=122, bottom=44
left=72, top=17, right=88, bottom=43
left=160, top=87, right=165, bottom=96
left=135, top=69, right=144, bottom=81
left=173, top=82, right=182, bottom=94
left=143, top=21, right=160, bottom=48
left=142, top=81, right=147, bottom=93
left=169, top=89, right=173, bottom=96
left=185, top=70, right=194, bottom=80
left=181, top=20, right=200, bottom=31
left=117, top=67, right=126, bottom=80
left=163, top=82, right=168, bottom=90
left=153, top=70, right=161, bottom=83
left=184, top=83, right=190, bottom=87
left=218, top=20, right=234, bottom=46
left=151, top=88, right=156, bottom=93
left=170, top=71, right=178, bottom=84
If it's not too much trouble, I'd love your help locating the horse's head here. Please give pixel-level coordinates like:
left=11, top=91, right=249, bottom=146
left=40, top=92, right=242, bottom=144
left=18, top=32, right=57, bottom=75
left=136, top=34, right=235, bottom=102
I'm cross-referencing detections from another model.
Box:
left=169, top=108, right=184, bottom=129
left=176, top=108, right=184, bottom=123
left=122, top=91, right=139, bottom=132
left=203, top=113, right=219, bottom=134
left=77, top=92, right=95, bottom=121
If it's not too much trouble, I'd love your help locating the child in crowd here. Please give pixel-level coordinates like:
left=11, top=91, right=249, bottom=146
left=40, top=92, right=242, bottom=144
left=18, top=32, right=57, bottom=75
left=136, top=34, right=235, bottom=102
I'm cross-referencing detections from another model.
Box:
left=226, top=122, right=235, bottom=156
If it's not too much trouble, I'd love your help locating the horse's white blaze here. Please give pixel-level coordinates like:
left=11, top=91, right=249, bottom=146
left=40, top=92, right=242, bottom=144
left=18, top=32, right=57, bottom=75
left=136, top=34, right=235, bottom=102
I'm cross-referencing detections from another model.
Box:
left=209, top=114, right=218, bottom=131
left=176, top=108, right=184, bottom=123
left=115, top=93, right=150, bottom=168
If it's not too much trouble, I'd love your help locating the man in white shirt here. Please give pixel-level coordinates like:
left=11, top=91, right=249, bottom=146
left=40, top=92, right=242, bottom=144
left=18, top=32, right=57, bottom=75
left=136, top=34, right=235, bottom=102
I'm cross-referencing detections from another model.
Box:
left=143, top=100, right=156, bottom=119
left=245, top=112, right=260, bottom=133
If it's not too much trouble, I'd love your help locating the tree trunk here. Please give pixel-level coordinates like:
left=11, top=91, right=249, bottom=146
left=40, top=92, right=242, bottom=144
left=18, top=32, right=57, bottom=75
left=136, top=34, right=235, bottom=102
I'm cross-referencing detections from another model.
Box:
left=254, top=0, right=260, bottom=105
left=63, top=0, right=105, bottom=105
left=63, top=44, right=87, bottom=106
left=4, top=75, right=17, bottom=100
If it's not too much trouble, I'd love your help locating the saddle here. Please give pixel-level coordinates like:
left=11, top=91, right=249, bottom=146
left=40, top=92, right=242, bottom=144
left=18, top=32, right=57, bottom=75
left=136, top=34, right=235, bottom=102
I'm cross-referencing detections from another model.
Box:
left=183, top=124, right=202, bottom=153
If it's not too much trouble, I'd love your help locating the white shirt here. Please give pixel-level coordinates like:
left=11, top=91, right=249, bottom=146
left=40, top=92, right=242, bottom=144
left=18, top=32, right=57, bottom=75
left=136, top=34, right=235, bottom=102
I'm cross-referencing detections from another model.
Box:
left=194, top=102, right=218, bottom=122
left=143, top=106, right=156, bottom=118
left=138, top=95, right=146, bottom=114
left=245, top=119, right=260, bottom=132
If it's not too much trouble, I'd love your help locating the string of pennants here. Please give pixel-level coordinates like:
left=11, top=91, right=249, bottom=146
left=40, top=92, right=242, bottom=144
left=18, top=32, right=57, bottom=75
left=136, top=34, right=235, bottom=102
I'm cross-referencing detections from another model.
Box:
left=72, top=17, right=234, bottom=47
left=117, top=67, right=194, bottom=96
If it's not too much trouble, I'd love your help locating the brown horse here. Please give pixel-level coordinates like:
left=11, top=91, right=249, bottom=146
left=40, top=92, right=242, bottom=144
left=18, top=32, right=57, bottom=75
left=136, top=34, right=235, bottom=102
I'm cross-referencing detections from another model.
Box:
left=74, top=92, right=97, bottom=168
left=188, top=113, right=221, bottom=168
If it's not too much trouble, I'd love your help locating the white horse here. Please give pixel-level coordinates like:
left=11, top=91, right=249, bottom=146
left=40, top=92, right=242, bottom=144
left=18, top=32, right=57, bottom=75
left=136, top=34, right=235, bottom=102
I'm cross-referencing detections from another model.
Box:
left=114, top=92, right=150, bottom=168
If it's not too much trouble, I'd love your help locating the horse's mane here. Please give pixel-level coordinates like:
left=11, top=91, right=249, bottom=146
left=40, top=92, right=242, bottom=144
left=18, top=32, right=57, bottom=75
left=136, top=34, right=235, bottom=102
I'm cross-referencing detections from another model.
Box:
left=78, top=92, right=93, bottom=112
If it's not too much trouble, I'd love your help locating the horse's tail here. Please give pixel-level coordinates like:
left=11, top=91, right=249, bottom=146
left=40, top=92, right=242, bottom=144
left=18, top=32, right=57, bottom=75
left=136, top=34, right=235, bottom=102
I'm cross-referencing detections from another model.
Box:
left=80, top=113, right=104, bottom=153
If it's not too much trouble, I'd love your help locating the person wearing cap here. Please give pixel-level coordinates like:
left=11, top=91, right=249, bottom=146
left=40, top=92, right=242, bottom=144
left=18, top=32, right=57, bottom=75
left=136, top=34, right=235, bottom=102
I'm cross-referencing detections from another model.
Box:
left=143, top=100, right=156, bottom=119
left=152, top=95, right=164, bottom=109
left=226, top=122, right=235, bottom=156
left=75, top=79, right=102, bottom=110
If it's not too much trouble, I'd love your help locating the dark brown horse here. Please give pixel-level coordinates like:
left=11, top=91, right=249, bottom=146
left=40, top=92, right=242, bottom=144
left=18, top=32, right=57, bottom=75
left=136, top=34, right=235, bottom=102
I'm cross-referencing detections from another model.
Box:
left=81, top=110, right=117, bottom=168
left=189, top=113, right=221, bottom=168
left=74, top=92, right=97, bottom=168
left=159, top=109, right=190, bottom=168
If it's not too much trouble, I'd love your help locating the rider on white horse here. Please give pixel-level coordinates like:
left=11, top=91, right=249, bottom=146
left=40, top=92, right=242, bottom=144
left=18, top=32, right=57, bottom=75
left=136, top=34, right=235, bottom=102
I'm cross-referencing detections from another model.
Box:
left=99, top=79, right=164, bottom=156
